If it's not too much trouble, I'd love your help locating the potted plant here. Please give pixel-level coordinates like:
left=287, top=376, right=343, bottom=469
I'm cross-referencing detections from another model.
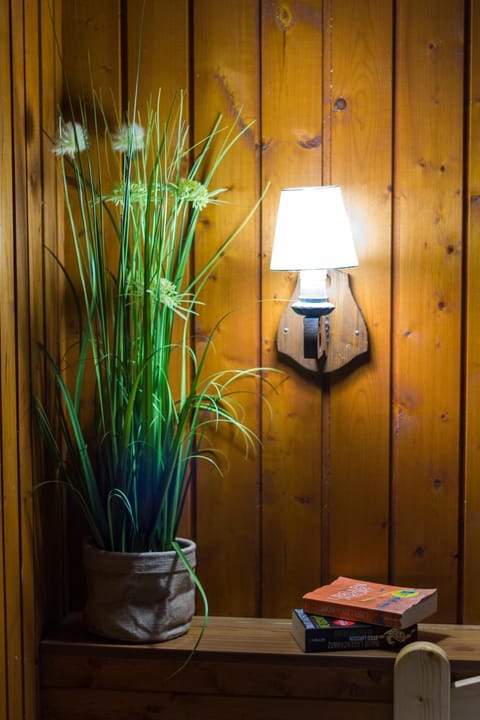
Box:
left=34, top=89, right=269, bottom=643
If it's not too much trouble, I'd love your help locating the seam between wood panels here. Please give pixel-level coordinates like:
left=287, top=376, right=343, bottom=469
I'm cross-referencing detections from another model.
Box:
left=257, top=0, right=263, bottom=619
left=457, top=0, right=472, bottom=625
left=387, top=0, right=399, bottom=583
left=186, top=0, right=198, bottom=552
left=2, top=0, right=20, bottom=716
left=320, top=0, right=333, bottom=586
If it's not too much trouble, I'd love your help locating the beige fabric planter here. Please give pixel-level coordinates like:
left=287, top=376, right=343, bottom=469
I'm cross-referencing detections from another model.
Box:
left=83, top=538, right=196, bottom=643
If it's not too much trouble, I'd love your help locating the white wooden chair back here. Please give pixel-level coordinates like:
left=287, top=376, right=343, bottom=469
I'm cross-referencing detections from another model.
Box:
left=394, top=640, right=480, bottom=720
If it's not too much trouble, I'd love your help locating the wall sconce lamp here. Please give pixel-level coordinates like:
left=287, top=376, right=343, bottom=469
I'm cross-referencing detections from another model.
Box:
left=270, top=185, right=368, bottom=374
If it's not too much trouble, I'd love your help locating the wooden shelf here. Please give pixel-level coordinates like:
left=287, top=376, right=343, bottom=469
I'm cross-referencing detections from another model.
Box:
left=39, top=616, right=480, bottom=720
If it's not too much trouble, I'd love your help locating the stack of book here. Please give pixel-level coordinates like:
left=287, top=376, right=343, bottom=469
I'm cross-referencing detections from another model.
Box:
left=292, top=576, right=438, bottom=653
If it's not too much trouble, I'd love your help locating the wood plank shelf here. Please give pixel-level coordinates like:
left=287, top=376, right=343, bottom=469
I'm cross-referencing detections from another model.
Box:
left=39, top=616, right=480, bottom=720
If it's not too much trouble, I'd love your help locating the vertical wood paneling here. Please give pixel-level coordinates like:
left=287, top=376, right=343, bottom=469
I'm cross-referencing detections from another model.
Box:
left=1, top=0, right=24, bottom=714
left=193, top=0, right=262, bottom=616
left=2, top=10, right=478, bottom=691
left=464, top=0, right=480, bottom=622
left=327, top=0, right=393, bottom=582
left=61, top=0, right=122, bottom=610
left=392, top=0, right=465, bottom=620
left=60, top=0, right=122, bottom=148
left=126, top=0, right=191, bottom=539
left=0, top=1, right=61, bottom=718
left=46, top=0, right=479, bottom=624
left=14, top=0, right=44, bottom=715
left=0, top=0, right=14, bottom=713
left=260, top=0, right=325, bottom=617
left=37, top=0, right=65, bottom=631
left=126, top=0, right=189, bottom=109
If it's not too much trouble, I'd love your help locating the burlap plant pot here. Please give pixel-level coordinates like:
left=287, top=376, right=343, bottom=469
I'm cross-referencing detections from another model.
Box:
left=83, top=537, right=196, bottom=643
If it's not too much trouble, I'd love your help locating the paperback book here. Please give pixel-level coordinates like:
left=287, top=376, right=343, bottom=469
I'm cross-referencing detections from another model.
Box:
left=302, top=576, right=437, bottom=629
left=291, top=608, right=418, bottom=652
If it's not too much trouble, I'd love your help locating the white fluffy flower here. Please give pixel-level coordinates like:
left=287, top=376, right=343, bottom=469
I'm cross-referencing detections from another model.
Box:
left=111, top=123, right=145, bottom=153
left=52, top=121, right=89, bottom=157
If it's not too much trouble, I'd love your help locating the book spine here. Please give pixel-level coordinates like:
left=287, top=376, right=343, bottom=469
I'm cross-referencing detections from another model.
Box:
left=302, top=629, right=416, bottom=652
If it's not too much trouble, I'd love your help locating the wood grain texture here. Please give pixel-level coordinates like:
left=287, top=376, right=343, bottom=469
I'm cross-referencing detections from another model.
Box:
left=327, top=0, right=393, bottom=584
left=39, top=615, right=480, bottom=669
left=463, top=0, right=480, bottom=623
left=260, top=0, right=326, bottom=618
left=391, top=0, right=464, bottom=619
left=4, top=15, right=480, bottom=720
left=60, top=0, right=123, bottom=611
left=192, top=0, right=262, bottom=617
left=38, top=616, right=480, bottom=720
left=15, top=2, right=46, bottom=717
left=40, top=691, right=391, bottom=720
left=126, top=0, right=193, bottom=543
left=0, top=2, right=61, bottom=719
left=275, top=271, right=368, bottom=372
left=1, top=0, right=24, bottom=715
left=126, top=0, right=189, bottom=107
left=35, top=0, right=68, bottom=635
left=0, top=2, right=14, bottom=716
left=48, top=0, right=479, bottom=624
left=394, top=642, right=450, bottom=720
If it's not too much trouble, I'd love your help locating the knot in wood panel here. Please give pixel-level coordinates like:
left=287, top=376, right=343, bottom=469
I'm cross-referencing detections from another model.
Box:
left=275, top=3, right=296, bottom=33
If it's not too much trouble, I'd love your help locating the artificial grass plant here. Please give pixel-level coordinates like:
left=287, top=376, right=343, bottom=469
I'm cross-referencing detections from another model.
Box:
left=34, top=89, right=269, bottom=555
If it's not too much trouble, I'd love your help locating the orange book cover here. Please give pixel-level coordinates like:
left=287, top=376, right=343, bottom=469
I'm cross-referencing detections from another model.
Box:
left=302, top=576, right=437, bottom=628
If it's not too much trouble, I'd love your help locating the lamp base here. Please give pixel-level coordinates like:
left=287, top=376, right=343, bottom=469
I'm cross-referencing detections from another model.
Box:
left=276, top=269, right=368, bottom=373
left=291, top=298, right=335, bottom=318
left=291, top=298, right=336, bottom=358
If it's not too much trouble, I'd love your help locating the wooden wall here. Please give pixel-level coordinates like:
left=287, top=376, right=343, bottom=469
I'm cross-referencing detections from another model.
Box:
left=56, top=0, right=480, bottom=623
left=0, top=1, right=60, bottom=718
left=2, top=5, right=480, bottom=717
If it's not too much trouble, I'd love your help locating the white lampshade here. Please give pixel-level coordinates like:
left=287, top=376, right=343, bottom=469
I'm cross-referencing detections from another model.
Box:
left=270, top=185, right=358, bottom=271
